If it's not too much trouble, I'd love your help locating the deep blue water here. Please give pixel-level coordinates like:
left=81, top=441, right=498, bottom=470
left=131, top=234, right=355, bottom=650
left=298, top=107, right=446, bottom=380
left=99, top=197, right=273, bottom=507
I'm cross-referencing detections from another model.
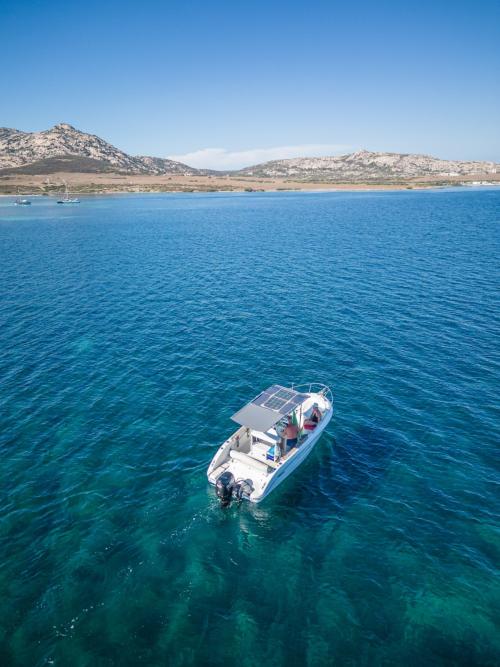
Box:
left=0, top=189, right=499, bottom=666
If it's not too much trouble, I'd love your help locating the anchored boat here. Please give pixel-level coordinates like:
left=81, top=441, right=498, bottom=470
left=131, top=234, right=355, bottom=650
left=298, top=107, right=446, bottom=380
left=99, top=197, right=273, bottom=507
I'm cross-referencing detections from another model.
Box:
left=14, top=190, right=31, bottom=206
left=57, top=181, right=80, bottom=204
left=207, top=383, right=333, bottom=505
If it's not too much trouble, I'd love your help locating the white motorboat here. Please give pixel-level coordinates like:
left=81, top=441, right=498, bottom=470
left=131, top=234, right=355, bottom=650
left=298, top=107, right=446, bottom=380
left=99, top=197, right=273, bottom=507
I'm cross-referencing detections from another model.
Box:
left=14, top=190, right=31, bottom=205
left=57, top=181, right=80, bottom=204
left=207, top=383, right=333, bottom=504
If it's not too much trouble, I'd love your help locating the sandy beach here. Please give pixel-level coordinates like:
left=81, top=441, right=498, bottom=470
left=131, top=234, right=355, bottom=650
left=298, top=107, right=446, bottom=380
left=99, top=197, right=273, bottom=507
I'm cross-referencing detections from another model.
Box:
left=2, top=171, right=499, bottom=195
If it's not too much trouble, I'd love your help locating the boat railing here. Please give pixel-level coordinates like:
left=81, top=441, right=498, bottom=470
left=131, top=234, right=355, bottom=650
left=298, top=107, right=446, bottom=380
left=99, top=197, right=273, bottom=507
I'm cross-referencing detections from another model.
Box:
left=291, top=382, right=334, bottom=407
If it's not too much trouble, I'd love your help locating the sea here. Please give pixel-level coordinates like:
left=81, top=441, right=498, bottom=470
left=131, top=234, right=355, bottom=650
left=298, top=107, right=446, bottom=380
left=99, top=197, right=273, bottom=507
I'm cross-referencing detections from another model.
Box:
left=0, top=188, right=498, bottom=666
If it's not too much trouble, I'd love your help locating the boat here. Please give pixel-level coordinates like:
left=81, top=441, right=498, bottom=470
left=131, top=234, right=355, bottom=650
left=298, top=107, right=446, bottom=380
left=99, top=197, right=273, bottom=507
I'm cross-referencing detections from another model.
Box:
left=57, top=181, right=80, bottom=204
left=207, top=383, right=333, bottom=505
left=14, top=190, right=31, bottom=205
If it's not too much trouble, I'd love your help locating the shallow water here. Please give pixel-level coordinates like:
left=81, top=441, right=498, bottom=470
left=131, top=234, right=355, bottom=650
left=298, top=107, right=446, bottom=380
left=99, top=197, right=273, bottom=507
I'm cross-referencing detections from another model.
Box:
left=0, top=189, right=499, bottom=666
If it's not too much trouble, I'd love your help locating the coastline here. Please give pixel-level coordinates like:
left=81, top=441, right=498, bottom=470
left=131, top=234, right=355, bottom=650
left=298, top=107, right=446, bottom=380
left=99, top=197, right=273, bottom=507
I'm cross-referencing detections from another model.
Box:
left=2, top=171, right=499, bottom=196
left=0, top=185, right=438, bottom=197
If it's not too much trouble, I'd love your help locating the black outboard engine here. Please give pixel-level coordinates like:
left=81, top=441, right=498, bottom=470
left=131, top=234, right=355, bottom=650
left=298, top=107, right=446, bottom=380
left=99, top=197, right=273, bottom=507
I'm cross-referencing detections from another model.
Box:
left=215, top=473, right=253, bottom=506
left=215, top=471, right=235, bottom=506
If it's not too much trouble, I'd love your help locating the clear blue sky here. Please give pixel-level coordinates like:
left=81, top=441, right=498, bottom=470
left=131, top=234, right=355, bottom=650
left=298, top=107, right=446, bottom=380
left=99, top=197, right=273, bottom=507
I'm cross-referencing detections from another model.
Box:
left=2, top=0, right=499, bottom=168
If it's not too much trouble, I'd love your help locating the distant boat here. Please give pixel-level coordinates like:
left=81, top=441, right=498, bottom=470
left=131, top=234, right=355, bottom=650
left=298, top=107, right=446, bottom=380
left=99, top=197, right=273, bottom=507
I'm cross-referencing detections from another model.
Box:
left=57, top=181, right=80, bottom=204
left=14, top=190, right=31, bottom=205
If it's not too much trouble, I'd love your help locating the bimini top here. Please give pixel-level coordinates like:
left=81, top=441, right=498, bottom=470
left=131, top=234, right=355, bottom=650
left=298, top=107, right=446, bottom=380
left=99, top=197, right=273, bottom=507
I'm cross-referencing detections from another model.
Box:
left=231, top=384, right=309, bottom=432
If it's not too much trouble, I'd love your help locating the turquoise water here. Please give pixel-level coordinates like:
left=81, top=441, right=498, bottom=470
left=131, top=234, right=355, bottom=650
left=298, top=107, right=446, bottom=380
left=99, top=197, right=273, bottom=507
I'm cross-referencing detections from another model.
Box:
left=0, top=189, right=499, bottom=666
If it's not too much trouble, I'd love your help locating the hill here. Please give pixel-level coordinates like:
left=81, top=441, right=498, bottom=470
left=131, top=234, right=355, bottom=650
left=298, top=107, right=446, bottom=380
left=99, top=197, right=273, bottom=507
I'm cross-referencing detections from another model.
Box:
left=0, top=123, right=197, bottom=175
left=236, top=150, right=499, bottom=182
left=1, top=124, right=498, bottom=185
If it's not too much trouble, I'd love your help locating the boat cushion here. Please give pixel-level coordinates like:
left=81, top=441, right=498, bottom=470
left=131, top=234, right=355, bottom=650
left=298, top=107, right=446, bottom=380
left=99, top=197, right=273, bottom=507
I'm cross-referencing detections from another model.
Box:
left=252, top=430, right=279, bottom=445
left=229, top=450, right=270, bottom=473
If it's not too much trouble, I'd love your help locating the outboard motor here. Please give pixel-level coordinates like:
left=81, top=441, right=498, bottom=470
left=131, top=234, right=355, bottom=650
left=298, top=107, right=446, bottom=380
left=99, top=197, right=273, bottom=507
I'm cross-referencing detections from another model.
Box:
left=215, top=473, right=254, bottom=506
left=215, top=471, right=235, bottom=506
left=234, top=479, right=253, bottom=501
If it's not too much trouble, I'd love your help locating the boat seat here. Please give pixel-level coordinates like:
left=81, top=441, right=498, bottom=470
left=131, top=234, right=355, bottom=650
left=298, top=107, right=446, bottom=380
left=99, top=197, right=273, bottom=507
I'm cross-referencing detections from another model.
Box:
left=229, top=450, right=270, bottom=473
left=252, top=430, right=279, bottom=445
left=210, top=462, right=230, bottom=481
left=250, top=442, right=270, bottom=459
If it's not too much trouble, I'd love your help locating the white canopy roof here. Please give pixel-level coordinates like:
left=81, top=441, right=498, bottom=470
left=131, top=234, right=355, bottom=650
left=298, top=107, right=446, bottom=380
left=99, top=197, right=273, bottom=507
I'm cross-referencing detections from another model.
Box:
left=231, top=385, right=308, bottom=431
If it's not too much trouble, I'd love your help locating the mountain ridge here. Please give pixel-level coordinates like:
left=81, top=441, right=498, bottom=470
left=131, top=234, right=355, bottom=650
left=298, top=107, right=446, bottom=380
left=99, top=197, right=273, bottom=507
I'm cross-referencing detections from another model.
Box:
left=236, top=149, right=499, bottom=181
left=0, top=123, right=498, bottom=181
left=0, top=123, right=198, bottom=175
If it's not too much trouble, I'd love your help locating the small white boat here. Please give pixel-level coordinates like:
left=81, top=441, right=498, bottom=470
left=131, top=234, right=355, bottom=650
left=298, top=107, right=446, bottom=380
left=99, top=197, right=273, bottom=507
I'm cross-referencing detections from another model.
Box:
left=57, top=196, right=80, bottom=204
left=14, top=190, right=31, bottom=205
left=57, top=181, right=80, bottom=204
left=207, top=383, right=333, bottom=504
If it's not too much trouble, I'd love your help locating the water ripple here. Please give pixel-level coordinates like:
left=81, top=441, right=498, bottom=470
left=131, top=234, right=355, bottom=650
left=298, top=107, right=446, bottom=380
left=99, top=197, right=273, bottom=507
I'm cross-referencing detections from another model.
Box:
left=0, top=190, right=499, bottom=665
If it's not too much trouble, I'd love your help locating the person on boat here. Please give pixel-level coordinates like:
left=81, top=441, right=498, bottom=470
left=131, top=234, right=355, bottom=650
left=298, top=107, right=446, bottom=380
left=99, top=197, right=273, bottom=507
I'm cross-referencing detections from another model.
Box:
left=304, top=403, right=322, bottom=431
left=282, top=416, right=299, bottom=451
left=311, top=403, right=322, bottom=423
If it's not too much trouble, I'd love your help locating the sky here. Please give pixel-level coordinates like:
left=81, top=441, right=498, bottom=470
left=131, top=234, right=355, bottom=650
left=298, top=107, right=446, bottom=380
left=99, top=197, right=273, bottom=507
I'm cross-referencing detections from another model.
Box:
left=1, top=0, right=499, bottom=169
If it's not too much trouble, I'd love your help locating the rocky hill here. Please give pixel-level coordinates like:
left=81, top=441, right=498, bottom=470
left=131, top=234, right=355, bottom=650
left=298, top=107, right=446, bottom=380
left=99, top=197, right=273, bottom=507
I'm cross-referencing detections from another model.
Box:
left=1, top=125, right=498, bottom=183
left=0, top=123, right=197, bottom=175
left=237, top=150, right=500, bottom=181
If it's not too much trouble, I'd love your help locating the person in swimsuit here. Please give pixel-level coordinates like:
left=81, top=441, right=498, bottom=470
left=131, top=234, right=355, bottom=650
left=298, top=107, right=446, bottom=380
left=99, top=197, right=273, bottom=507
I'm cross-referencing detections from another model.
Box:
left=311, top=403, right=322, bottom=423
left=304, top=403, right=322, bottom=430
left=282, top=416, right=299, bottom=452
